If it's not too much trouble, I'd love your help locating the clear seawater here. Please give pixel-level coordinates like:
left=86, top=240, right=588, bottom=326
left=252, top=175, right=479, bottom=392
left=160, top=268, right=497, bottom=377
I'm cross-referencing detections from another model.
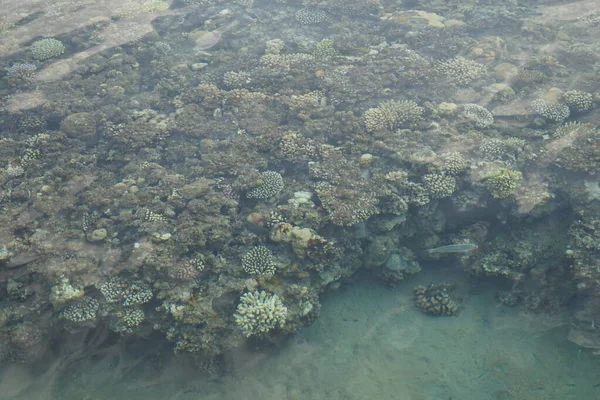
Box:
left=1, top=0, right=600, bottom=399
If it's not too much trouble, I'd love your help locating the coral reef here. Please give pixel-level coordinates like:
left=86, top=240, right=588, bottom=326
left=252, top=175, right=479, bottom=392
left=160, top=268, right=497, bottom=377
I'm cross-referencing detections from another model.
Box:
left=0, top=0, right=597, bottom=373
left=316, top=182, right=379, bottom=226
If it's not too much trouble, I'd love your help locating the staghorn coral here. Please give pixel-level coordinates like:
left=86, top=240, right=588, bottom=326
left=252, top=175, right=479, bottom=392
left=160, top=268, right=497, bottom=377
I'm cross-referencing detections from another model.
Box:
left=479, top=138, right=507, bottom=161
left=313, top=38, right=340, bottom=59
left=222, top=71, right=252, bottom=89
left=277, top=132, right=319, bottom=162
left=286, top=91, right=325, bottom=111
left=247, top=171, right=285, bottom=199
left=478, top=137, right=525, bottom=163
left=234, top=291, right=287, bottom=337
left=515, top=68, right=546, bottom=84
left=242, top=246, right=277, bottom=278
left=363, top=100, right=424, bottom=133
left=259, top=53, right=315, bottom=72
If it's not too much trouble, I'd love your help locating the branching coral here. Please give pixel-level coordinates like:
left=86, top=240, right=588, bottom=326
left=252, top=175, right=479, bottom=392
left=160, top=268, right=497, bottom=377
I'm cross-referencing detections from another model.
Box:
left=560, top=90, right=594, bottom=113
left=531, top=99, right=570, bottom=122
left=98, top=277, right=153, bottom=306
left=234, top=291, right=287, bottom=337
left=60, top=296, right=99, bottom=323
left=436, top=57, right=487, bottom=85
left=485, top=167, right=522, bottom=199
left=242, top=246, right=277, bottom=278
left=422, top=173, right=457, bottom=199
left=363, top=100, right=424, bottom=133
left=460, top=103, right=494, bottom=128
left=247, top=171, right=284, bottom=199
left=30, top=38, right=66, bottom=60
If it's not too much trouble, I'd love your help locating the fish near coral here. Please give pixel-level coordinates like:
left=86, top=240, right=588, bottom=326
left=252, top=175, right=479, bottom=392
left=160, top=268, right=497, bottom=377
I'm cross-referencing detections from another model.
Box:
left=190, top=20, right=240, bottom=51
left=426, top=243, right=478, bottom=255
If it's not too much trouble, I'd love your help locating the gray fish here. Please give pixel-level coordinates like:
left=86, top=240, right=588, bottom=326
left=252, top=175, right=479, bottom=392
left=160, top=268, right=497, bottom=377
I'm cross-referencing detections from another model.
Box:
left=426, top=243, right=478, bottom=254
left=191, top=20, right=240, bottom=51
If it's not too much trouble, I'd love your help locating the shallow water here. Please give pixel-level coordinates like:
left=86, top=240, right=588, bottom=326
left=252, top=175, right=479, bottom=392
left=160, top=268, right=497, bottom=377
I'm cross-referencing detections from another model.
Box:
left=19, top=270, right=593, bottom=400
left=1, top=0, right=600, bottom=397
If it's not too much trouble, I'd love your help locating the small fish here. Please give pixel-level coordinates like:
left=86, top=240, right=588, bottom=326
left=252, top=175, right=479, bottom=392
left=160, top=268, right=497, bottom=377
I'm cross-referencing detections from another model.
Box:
left=426, top=243, right=478, bottom=254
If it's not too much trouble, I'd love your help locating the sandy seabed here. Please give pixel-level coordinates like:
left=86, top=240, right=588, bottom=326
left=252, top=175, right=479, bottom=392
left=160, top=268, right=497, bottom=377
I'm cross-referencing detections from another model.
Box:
left=3, top=267, right=599, bottom=400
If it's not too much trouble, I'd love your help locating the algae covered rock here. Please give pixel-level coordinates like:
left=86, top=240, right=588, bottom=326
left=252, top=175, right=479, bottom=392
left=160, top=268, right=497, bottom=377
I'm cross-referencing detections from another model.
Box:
left=178, top=179, right=215, bottom=200
left=60, top=112, right=97, bottom=139
left=87, top=228, right=107, bottom=242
